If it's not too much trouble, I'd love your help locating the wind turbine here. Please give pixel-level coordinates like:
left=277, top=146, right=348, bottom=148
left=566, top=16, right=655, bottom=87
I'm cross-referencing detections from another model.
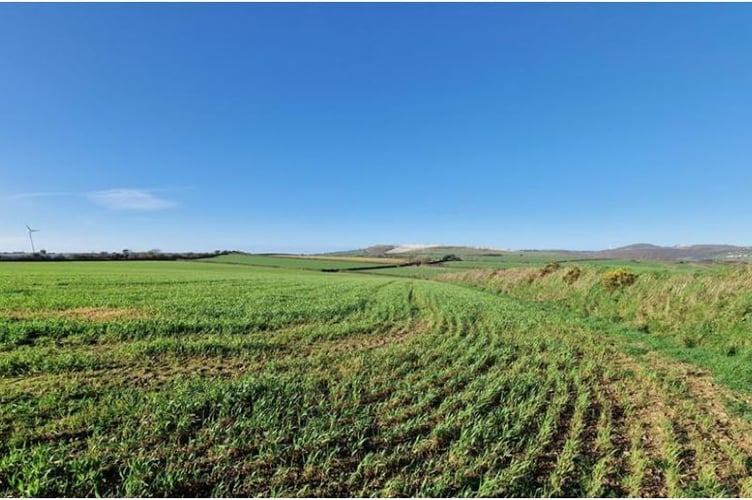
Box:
left=25, top=224, right=40, bottom=253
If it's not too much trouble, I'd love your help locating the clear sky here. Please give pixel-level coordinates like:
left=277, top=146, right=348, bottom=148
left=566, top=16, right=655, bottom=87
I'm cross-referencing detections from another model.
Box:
left=2, top=3, right=752, bottom=253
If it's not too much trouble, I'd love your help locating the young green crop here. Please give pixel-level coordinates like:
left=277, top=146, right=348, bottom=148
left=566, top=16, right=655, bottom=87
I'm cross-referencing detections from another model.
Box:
left=439, top=262, right=752, bottom=394
left=1, top=259, right=752, bottom=496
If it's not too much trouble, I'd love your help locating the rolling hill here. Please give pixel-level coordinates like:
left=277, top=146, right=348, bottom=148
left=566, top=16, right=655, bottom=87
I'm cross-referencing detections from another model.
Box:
left=327, top=243, right=752, bottom=262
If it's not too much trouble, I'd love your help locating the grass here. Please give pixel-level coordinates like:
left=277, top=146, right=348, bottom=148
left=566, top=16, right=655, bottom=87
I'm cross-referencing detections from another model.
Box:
left=201, top=252, right=404, bottom=270
left=441, top=263, right=752, bottom=345
left=1, top=259, right=752, bottom=496
left=347, top=265, right=464, bottom=279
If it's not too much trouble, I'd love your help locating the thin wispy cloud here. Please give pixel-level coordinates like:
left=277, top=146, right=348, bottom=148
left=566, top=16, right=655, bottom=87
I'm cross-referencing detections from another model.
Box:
left=2, top=188, right=183, bottom=212
left=0, top=191, right=74, bottom=201
left=87, top=189, right=177, bottom=211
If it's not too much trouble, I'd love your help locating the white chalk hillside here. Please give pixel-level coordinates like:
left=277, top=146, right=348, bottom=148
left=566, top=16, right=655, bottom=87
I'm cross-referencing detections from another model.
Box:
left=384, top=244, right=443, bottom=254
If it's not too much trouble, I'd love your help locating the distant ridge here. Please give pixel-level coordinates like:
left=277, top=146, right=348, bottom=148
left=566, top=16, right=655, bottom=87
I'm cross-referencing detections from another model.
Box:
left=327, top=243, right=752, bottom=262
left=591, top=244, right=752, bottom=261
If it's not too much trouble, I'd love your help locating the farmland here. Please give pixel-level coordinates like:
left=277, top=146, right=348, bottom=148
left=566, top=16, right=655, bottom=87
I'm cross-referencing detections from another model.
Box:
left=2, top=258, right=752, bottom=496
left=198, top=253, right=406, bottom=270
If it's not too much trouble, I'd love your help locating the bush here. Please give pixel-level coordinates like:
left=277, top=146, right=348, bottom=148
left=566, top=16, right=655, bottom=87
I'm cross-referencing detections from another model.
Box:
left=562, top=267, right=581, bottom=285
left=440, top=254, right=462, bottom=262
left=601, top=268, right=638, bottom=292
left=539, top=262, right=560, bottom=277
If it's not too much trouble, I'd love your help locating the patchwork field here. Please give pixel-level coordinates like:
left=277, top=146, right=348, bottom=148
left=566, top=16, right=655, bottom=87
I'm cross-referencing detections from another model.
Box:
left=1, top=259, right=752, bottom=496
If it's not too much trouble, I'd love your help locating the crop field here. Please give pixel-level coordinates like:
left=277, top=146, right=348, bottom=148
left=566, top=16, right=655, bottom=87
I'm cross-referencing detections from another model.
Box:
left=2, top=259, right=752, bottom=496
left=350, top=265, right=466, bottom=279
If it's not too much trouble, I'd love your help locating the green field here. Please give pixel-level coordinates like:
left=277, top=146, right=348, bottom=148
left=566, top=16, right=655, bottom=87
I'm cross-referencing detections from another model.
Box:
left=349, top=265, right=465, bottom=279
left=200, top=253, right=404, bottom=270
left=2, top=259, right=752, bottom=496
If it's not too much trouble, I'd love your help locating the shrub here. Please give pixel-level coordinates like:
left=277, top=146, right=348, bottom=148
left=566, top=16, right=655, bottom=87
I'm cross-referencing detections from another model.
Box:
left=539, top=262, right=560, bottom=277
left=562, top=267, right=581, bottom=285
left=440, top=254, right=462, bottom=262
left=601, top=268, right=638, bottom=292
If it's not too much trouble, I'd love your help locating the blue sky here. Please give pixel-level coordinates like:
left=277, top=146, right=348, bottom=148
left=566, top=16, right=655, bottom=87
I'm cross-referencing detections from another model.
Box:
left=2, top=3, right=752, bottom=253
